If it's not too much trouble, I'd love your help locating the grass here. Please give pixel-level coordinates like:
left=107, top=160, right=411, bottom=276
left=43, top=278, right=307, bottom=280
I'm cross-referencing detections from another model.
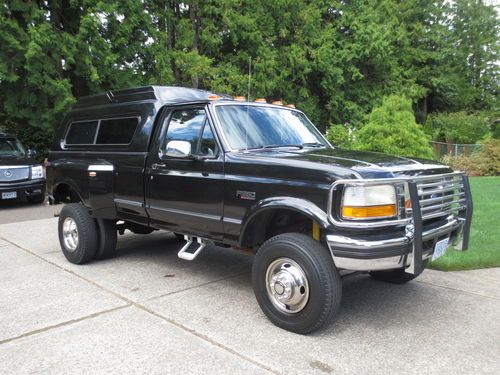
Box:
left=428, top=176, right=500, bottom=271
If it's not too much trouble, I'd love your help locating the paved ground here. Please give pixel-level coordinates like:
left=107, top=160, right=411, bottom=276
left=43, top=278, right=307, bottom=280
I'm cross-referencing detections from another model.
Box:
left=0, top=197, right=60, bottom=224
left=0, top=214, right=499, bottom=374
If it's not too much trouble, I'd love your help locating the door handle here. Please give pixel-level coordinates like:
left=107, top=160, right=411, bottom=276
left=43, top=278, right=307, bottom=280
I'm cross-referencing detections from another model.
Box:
left=152, top=162, right=167, bottom=170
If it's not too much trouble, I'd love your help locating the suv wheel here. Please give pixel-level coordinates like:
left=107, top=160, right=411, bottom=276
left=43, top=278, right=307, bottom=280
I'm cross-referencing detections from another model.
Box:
left=252, top=233, right=342, bottom=334
left=369, top=261, right=428, bottom=284
left=95, top=219, right=117, bottom=260
left=58, top=203, right=98, bottom=264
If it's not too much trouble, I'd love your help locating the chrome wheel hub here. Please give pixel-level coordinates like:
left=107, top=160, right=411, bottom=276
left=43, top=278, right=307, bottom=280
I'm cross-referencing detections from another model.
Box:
left=266, top=258, right=309, bottom=313
left=62, top=217, right=79, bottom=252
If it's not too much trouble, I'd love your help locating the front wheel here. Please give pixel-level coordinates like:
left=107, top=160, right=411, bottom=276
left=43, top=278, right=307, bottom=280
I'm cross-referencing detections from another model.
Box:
left=252, top=233, right=342, bottom=334
left=58, top=203, right=98, bottom=264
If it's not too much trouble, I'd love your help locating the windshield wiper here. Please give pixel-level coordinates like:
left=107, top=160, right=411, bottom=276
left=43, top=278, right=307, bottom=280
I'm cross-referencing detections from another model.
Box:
left=302, top=142, right=326, bottom=148
left=263, top=144, right=304, bottom=149
left=240, top=144, right=304, bottom=151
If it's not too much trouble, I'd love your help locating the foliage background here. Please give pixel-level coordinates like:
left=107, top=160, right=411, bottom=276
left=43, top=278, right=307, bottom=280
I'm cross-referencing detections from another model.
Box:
left=0, top=0, right=498, bottom=158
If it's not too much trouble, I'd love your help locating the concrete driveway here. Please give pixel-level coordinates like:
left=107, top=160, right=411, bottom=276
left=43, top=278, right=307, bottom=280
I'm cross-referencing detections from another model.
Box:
left=0, top=216, right=499, bottom=375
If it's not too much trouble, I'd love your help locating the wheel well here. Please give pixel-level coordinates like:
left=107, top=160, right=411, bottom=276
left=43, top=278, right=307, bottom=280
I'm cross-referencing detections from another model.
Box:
left=241, top=208, right=319, bottom=251
left=53, top=183, right=82, bottom=204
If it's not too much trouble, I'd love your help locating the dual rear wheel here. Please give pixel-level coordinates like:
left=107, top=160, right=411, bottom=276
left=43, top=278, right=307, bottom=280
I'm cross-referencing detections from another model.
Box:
left=58, top=203, right=117, bottom=264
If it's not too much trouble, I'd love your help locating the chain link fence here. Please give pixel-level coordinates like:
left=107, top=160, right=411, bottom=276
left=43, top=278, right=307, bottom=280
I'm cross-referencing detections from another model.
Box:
left=430, top=141, right=483, bottom=159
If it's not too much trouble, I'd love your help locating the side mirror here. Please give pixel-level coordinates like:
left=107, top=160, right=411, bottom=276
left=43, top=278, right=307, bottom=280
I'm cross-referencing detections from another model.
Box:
left=26, top=149, right=38, bottom=159
left=165, top=140, right=192, bottom=158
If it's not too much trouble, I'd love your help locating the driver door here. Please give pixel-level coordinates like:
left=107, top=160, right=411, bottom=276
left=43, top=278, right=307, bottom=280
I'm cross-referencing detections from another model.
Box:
left=145, top=105, right=224, bottom=240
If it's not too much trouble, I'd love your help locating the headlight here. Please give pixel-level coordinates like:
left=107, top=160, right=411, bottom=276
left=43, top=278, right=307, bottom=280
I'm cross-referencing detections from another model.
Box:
left=31, top=165, right=44, bottom=179
left=342, top=185, right=397, bottom=219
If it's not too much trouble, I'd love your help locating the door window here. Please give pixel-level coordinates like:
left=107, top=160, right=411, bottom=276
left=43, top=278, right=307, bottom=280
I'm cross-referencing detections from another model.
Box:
left=163, top=108, right=218, bottom=157
left=198, top=121, right=218, bottom=156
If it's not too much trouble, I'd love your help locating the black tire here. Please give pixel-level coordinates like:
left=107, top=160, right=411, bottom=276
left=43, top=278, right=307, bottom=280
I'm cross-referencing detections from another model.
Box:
left=27, top=194, right=45, bottom=204
left=58, top=203, right=98, bottom=264
left=252, top=233, right=342, bottom=334
left=369, top=261, right=428, bottom=284
left=95, top=219, right=117, bottom=260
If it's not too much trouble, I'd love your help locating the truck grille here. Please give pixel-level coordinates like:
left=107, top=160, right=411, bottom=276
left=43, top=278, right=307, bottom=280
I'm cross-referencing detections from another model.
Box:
left=416, top=174, right=466, bottom=220
left=0, top=166, right=30, bottom=182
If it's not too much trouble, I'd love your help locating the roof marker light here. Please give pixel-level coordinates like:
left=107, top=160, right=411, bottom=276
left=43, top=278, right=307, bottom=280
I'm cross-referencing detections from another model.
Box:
left=208, top=95, right=220, bottom=100
left=234, top=96, right=246, bottom=101
left=286, top=104, right=296, bottom=108
left=272, top=101, right=283, bottom=105
left=255, top=98, right=267, bottom=103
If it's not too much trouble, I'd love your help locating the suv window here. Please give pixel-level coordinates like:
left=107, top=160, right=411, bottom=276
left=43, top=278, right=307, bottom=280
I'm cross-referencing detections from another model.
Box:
left=96, top=117, right=138, bottom=145
left=65, top=121, right=99, bottom=145
left=164, top=108, right=218, bottom=157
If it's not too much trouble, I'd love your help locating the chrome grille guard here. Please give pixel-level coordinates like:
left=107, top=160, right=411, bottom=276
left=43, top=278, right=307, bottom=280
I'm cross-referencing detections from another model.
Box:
left=328, top=172, right=473, bottom=275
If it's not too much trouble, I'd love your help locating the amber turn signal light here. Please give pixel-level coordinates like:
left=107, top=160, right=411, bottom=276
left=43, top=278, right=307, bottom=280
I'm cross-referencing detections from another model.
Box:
left=342, top=204, right=397, bottom=219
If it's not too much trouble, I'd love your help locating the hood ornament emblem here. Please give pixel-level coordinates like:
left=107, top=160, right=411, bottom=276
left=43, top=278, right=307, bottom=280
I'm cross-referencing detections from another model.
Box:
left=4, top=170, right=13, bottom=178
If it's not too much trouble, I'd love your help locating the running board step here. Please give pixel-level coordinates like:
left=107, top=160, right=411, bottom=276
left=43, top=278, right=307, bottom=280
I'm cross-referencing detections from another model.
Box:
left=177, top=236, right=206, bottom=261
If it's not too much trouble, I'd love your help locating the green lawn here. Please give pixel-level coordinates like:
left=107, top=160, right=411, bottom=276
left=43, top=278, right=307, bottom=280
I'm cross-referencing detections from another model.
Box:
left=428, top=176, right=500, bottom=271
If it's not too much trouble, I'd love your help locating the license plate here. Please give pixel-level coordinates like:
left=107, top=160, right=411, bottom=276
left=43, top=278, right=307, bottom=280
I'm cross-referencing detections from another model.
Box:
left=432, top=238, right=449, bottom=260
left=1, top=191, right=17, bottom=200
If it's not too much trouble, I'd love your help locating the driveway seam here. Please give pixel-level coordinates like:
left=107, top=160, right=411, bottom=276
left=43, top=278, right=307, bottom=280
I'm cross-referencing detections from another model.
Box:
left=0, top=304, right=131, bottom=346
left=416, top=279, right=500, bottom=301
left=0, top=236, right=282, bottom=375
left=146, top=271, right=249, bottom=301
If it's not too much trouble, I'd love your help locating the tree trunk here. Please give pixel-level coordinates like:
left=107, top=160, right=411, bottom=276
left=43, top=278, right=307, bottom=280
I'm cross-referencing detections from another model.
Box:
left=190, top=2, right=200, bottom=88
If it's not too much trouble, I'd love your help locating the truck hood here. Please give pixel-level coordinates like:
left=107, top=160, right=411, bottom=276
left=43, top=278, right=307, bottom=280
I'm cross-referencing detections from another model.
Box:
left=0, top=155, right=35, bottom=167
left=235, top=147, right=452, bottom=179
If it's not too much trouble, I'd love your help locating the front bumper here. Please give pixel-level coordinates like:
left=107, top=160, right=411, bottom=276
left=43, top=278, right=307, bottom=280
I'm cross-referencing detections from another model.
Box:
left=0, top=179, right=46, bottom=199
left=326, top=173, right=473, bottom=274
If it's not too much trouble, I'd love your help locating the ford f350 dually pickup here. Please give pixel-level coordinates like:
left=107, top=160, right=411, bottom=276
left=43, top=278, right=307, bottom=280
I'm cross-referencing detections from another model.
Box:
left=47, top=86, right=472, bottom=334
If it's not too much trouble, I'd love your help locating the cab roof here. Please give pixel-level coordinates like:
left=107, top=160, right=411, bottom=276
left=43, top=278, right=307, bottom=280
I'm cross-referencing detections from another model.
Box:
left=72, top=86, right=232, bottom=109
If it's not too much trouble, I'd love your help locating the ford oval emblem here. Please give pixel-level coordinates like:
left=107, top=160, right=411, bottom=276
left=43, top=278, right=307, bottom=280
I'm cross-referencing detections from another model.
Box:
left=4, top=170, right=12, bottom=178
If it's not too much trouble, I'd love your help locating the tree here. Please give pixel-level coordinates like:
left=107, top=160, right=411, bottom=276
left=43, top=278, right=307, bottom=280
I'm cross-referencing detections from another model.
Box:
left=426, top=112, right=491, bottom=144
left=0, top=1, right=498, bottom=156
left=353, top=95, right=434, bottom=159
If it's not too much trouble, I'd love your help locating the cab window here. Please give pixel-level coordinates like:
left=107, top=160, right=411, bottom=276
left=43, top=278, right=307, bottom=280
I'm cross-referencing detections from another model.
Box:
left=163, top=108, right=218, bottom=157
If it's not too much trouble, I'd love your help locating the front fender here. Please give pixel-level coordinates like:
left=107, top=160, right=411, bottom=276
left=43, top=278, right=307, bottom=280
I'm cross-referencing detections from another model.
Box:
left=238, top=196, right=330, bottom=246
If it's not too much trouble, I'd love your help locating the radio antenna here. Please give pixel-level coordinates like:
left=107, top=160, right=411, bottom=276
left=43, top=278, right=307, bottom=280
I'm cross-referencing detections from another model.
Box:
left=247, top=57, right=252, bottom=101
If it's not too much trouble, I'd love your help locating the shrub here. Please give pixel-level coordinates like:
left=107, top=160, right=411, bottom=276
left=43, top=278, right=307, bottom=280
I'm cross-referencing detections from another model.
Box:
left=475, top=140, right=500, bottom=175
left=325, top=124, right=352, bottom=148
left=353, top=95, right=434, bottom=159
left=441, top=139, right=500, bottom=176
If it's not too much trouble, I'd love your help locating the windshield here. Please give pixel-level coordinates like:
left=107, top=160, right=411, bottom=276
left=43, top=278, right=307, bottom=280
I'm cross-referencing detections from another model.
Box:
left=214, top=105, right=329, bottom=150
left=0, top=138, right=26, bottom=157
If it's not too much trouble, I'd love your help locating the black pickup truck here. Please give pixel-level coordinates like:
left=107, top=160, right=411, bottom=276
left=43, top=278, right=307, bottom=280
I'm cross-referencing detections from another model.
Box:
left=0, top=132, right=45, bottom=204
left=47, top=86, right=472, bottom=334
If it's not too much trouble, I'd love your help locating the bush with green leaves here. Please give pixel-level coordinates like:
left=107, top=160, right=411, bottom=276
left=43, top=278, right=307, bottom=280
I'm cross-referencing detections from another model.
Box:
left=442, top=139, right=500, bottom=176
left=425, top=112, right=491, bottom=144
left=353, top=95, right=434, bottom=159
left=325, top=124, right=352, bottom=148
